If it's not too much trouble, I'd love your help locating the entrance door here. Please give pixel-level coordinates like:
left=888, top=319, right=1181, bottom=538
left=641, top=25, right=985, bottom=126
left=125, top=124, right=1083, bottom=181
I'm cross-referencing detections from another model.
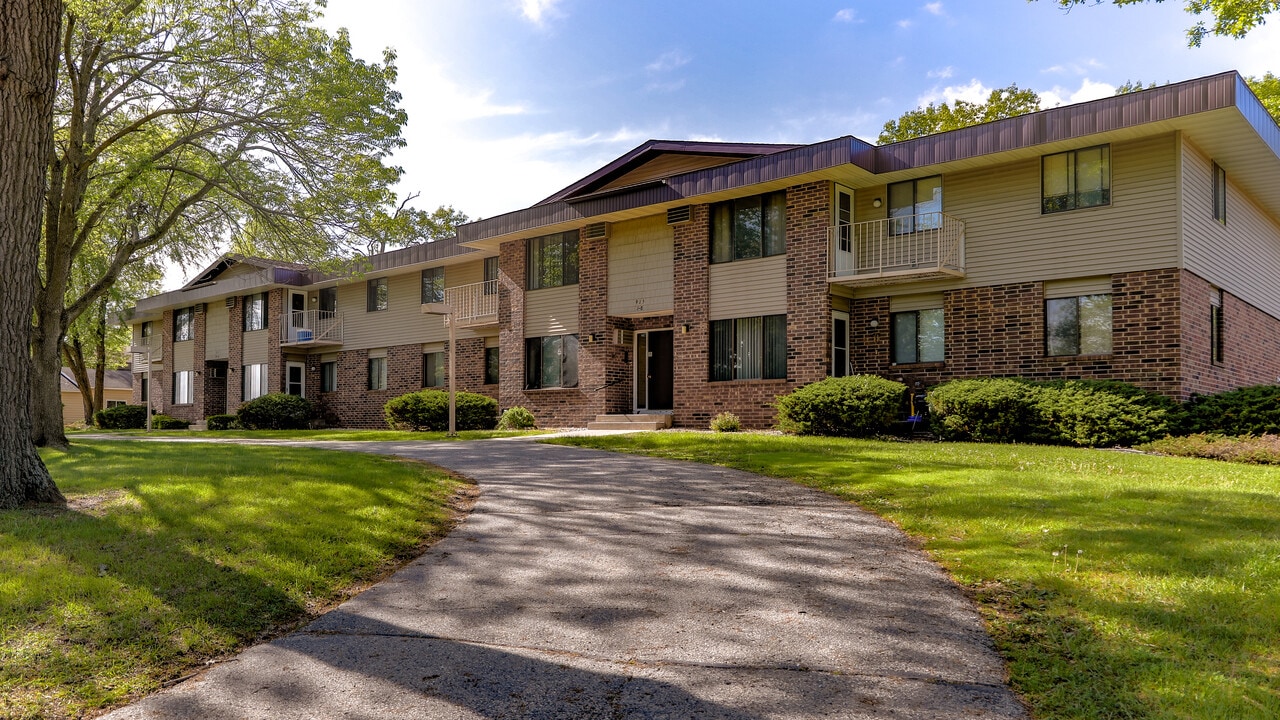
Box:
left=286, top=362, right=305, bottom=397
left=289, top=291, right=307, bottom=341
left=636, top=330, right=673, bottom=411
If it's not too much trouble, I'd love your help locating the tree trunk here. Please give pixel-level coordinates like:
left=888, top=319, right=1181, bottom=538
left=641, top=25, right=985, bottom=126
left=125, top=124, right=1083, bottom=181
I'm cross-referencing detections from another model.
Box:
left=0, top=0, right=65, bottom=507
left=92, top=299, right=106, bottom=421
left=30, top=316, right=70, bottom=448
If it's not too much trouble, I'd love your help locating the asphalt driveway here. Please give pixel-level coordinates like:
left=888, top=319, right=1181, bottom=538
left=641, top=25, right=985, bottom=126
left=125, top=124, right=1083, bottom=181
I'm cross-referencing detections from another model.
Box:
left=100, top=438, right=1028, bottom=719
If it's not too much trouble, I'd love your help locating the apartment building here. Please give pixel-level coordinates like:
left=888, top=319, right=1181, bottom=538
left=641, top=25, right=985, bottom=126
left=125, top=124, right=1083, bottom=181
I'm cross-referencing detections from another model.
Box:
left=129, top=71, right=1280, bottom=429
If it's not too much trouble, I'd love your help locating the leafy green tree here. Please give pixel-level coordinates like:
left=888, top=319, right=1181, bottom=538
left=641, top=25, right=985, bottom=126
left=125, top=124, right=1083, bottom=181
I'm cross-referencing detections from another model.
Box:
left=1042, top=0, right=1278, bottom=47
left=879, top=85, right=1041, bottom=143
left=29, top=0, right=414, bottom=448
left=1248, top=72, right=1280, bottom=121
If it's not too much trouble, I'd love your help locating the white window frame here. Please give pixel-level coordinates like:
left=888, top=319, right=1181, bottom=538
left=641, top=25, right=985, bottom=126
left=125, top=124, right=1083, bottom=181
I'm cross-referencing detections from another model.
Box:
left=242, top=363, right=269, bottom=400
left=172, top=370, right=194, bottom=405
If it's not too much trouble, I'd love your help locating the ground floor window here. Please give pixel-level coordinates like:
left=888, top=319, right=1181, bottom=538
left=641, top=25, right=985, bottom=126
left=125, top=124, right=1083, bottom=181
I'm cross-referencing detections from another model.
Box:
left=173, top=370, right=194, bottom=404
left=1210, top=289, right=1224, bottom=365
left=106, top=400, right=126, bottom=409
left=1046, top=294, right=1112, bottom=356
left=423, top=351, right=446, bottom=388
left=242, top=363, right=268, bottom=400
left=140, top=376, right=149, bottom=402
left=485, top=346, right=500, bottom=385
left=368, top=356, right=388, bottom=390
left=832, top=311, right=849, bottom=377
left=710, top=315, right=786, bottom=381
left=525, top=334, right=578, bottom=389
left=891, top=309, right=944, bottom=364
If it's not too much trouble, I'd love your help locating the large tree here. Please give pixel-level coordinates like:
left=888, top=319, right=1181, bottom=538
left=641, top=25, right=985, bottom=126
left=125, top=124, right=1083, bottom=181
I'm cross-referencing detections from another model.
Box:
left=879, top=85, right=1041, bottom=143
left=0, top=0, right=66, bottom=507
left=1044, top=0, right=1278, bottom=46
left=30, top=0, right=411, bottom=448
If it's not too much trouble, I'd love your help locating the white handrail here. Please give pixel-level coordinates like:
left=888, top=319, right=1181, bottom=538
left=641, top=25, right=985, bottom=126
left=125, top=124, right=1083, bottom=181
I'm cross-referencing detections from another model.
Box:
left=828, top=212, right=965, bottom=281
left=281, top=310, right=343, bottom=344
left=442, top=279, right=499, bottom=325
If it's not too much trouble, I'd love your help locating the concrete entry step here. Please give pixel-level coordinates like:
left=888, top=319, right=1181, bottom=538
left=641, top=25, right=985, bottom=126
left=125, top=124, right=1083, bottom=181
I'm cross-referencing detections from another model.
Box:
left=585, top=414, right=672, bottom=431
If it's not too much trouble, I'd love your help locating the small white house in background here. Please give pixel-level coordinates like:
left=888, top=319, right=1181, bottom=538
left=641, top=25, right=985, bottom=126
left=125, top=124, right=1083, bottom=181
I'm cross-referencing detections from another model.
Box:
left=60, top=368, right=133, bottom=425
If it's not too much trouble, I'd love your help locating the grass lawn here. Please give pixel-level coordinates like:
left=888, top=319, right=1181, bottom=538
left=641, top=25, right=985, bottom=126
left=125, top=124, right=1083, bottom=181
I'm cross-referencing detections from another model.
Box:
left=551, top=432, right=1280, bottom=720
left=74, top=428, right=544, bottom=441
left=1, top=441, right=466, bottom=720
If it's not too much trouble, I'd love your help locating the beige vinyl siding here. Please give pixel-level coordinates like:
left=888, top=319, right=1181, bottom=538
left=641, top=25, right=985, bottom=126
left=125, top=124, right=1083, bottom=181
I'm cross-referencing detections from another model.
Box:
left=890, top=293, right=944, bottom=312
left=446, top=259, right=484, bottom=288
left=525, top=285, right=579, bottom=336
left=854, top=135, right=1181, bottom=298
left=205, top=302, right=229, bottom=360
left=242, top=331, right=268, bottom=365
left=708, top=254, right=787, bottom=320
left=130, top=324, right=147, bottom=372
left=368, top=347, right=387, bottom=359
left=484, top=335, right=500, bottom=348
left=173, top=341, right=194, bottom=372
left=335, top=271, right=460, bottom=350
left=608, top=214, right=673, bottom=316
left=1181, top=138, right=1280, bottom=319
left=1044, top=277, right=1112, bottom=299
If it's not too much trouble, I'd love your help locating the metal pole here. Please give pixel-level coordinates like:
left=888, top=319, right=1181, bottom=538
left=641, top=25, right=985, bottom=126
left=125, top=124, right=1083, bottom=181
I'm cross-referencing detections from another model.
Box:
left=145, top=350, right=153, bottom=431
left=448, top=310, right=457, bottom=437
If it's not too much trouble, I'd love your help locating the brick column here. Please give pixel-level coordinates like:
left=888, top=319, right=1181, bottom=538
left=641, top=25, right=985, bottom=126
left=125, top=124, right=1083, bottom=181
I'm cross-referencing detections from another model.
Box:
left=158, top=309, right=173, bottom=415
left=268, top=289, right=285, bottom=393
left=227, top=297, right=245, bottom=412
left=672, top=205, right=712, bottom=428
left=575, top=231, right=611, bottom=421
left=498, top=238, right=527, bottom=416
left=785, top=180, right=834, bottom=388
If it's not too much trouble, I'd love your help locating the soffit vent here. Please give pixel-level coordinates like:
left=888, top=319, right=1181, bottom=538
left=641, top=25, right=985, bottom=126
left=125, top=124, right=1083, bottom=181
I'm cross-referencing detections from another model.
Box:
left=194, top=303, right=205, bottom=314
left=225, top=297, right=235, bottom=308
left=667, top=205, right=692, bottom=225
left=583, top=222, right=609, bottom=240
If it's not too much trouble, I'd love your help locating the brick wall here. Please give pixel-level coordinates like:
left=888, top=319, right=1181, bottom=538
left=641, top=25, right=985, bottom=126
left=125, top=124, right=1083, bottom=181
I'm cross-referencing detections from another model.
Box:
left=498, top=238, right=527, bottom=419
left=267, top=289, right=285, bottom=394
left=1181, top=269, right=1280, bottom=397
left=227, top=296, right=245, bottom=412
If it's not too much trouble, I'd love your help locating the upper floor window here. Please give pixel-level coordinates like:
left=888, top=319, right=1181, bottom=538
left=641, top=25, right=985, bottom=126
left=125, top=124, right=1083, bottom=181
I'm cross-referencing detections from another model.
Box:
left=888, top=176, right=942, bottom=234
left=1213, top=162, right=1227, bottom=225
left=528, top=231, right=579, bottom=290
left=1046, top=294, right=1112, bottom=356
left=367, top=277, right=388, bottom=312
left=422, top=267, right=445, bottom=304
left=709, top=315, right=787, bottom=381
left=140, top=321, right=153, bottom=343
left=243, top=293, right=266, bottom=331
left=1042, top=145, right=1110, bottom=214
left=892, top=309, right=944, bottom=364
left=173, top=307, right=193, bottom=341
left=319, top=287, right=337, bottom=313
left=484, top=256, right=499, bottom=295
left=711, top=192, right=786, bottom=263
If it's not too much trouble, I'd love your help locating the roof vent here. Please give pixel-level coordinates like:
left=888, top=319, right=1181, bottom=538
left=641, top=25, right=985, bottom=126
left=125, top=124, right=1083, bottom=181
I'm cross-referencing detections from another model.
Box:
left=667, top=205, right=692, bottom=225
left=583, top=222, right=609, bottom=240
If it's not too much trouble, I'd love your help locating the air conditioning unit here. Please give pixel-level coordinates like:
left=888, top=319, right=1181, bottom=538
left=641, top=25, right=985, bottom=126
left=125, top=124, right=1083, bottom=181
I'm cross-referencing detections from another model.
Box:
left=582, top=222, right=609, bottom=240
left=666, top=206, right=692, bottom=225
left=613, top=329, right=634, bottom=346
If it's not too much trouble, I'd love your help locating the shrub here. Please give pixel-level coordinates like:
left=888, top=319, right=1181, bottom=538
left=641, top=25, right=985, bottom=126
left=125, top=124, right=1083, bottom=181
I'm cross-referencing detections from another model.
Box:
left=1035, top=379, right=1177, bottom=447
left=926, top=378, right=1048, bottom=443
left=94, top=404, right=148, bottom=430
left=1140, top=433, right=1280, bottom=464
left=497, top=406, right=537, bottom=430
left=775, top=375, right=906, bottom=437
left=206, top=414, right=240, bottom=431
left=236, top=393, right=315, bottom=430
left=710, top=411, right=742, bottom=432
left=1180, top=385, right=1280, bottom=436
left=384, top=390, right=498, bottom=431
left=150, top=414, right=190, bottom=430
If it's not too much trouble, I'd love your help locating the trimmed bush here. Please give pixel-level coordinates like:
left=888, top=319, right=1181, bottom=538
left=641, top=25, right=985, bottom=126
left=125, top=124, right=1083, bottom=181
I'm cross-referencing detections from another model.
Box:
left=710, top=411, right=742, bottom=433
left=1035, top=380, right=1177, bottom=447
left=384, top=390, right=498, bottom=431
left=775, top=375, right=906, bottom=437
left=926, top=378, right=1047, bottom=443
left=237, top=393, right=315, bottom=430
left=94, top=404, right=148, bottom=430
left=1180, top=385, right=1280, bottom=436
left=206, top=414, right=240, bottom=431
left=497, top=406, right=537, bottom=430
left=151, top=415, right=190, bottom=430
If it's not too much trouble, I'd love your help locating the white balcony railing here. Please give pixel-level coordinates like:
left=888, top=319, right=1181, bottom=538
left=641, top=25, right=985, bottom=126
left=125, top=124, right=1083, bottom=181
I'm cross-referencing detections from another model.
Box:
left=129, top=334, right=161, bottom=356
left=828, top=212, right=966, bottom=286
left=440, top=279, right=498, bottom=327
left=281, top=310, right=343, bottom=346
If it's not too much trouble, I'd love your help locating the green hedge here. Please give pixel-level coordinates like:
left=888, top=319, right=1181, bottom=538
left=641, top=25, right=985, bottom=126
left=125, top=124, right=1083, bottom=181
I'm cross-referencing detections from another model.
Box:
left=206, top=414, right=241, bottom=431
left=151, top=414, right=190, bottom=430
left=237, top=393, right=315, bottom=430
left=1180, top=385, right=1280, bottom=436
left=384, top=390, right=498, bottom=431
left=775, top=375, right=906, bottom=437
left=926, top=378, right=1045, bottom=443
left=94, top=404, right=148, bottom=430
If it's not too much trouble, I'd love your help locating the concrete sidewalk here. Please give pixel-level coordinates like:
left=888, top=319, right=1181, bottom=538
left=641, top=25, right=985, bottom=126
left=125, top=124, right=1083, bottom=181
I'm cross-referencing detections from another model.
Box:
left=100, top=439, right=1027, bottom=719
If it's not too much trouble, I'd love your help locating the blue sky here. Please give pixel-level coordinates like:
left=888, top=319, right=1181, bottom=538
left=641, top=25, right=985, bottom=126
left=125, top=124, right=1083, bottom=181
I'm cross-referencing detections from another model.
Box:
left=311, top=0, right=1278, bottom=226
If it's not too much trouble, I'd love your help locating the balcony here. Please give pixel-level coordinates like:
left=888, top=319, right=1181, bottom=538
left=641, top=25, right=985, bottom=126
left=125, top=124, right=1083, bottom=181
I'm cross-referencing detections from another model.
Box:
left=280, top=310, right=343, bottom=348
left=828, top=212, right=965, bottom=287
left=429, top=279, right=498, bottom=328
left=129, top=335, right=161, bottom=358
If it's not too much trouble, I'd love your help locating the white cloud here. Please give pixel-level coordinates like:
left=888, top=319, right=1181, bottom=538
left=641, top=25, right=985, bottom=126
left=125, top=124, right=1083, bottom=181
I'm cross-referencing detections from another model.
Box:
left=1039, top=78, right=1116, bottom=108
left=519, top=0, right=561, bottom=25
left=927, top=66, right=954, bottom=80
left=832, top=8, right=856, bottom=23
left=923, top=2, right=944, bottom=15
left=917, top=78, right=991, bottom=107
left=646, top=50, right=690, bottom=73
left=897, top=19, right=914, bottom=29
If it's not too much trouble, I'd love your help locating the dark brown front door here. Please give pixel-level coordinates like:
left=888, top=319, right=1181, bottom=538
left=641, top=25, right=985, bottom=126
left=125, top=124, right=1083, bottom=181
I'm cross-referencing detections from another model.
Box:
left=646, top=330, right=673, bottom=411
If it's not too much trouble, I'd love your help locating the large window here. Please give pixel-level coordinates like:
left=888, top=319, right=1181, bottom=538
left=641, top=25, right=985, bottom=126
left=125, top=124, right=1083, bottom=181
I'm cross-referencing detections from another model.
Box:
left=172, top=371, right=193, bottom=404
left=832, top=310, right=849, bottom=377
left=368, top=356, right=388, bottom=390
left=891, top=309, right=945, bottom=364
left=242, top=363, right=268, bottom=400
left=1213, top=162, right=1227, bottom=225
left=484, top=256, right=499, bottom=295
left=1042, top=145, right=1110, bottom=213
left=528, top=231, right=579, bottom=290
left=888, top=176, right=942, bottom=234
left=422, top=267, right=445, bottom=304
left=320, top=361, right=337, bottom=392
left=366, top=277, right=388, bottom=312
left=243, top=293, right=266, bottom=331
left=423, top=351, right=446, bottom=388
left=710, top=315, right=787, bottom=381
left=319, top=287, right=337, bottom=313
left=524, top=334, right=578, bottom=389
left=711, top=192, right=786, bottom=263
left=173, top=307, right=193, bottom=341
left=1046, top=294, right=1112, bottom=356
left=485, top=346, right=500, bottom=385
